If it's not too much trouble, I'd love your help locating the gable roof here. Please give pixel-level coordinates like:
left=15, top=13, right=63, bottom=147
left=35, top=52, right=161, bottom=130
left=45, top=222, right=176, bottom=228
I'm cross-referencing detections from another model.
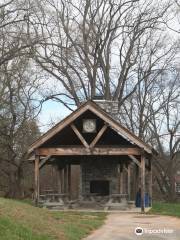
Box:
left=28, top=100, right=153, bottom=155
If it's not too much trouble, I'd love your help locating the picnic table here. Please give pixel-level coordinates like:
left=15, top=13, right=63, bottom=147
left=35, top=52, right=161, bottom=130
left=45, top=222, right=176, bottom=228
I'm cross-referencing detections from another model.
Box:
left=110, top=194, right=128, bottom=201
left=40, top=193, right=68, bottom=202
left=39, top=191, right=69, bottom=208
left=104, top=194, right=128, bottom=210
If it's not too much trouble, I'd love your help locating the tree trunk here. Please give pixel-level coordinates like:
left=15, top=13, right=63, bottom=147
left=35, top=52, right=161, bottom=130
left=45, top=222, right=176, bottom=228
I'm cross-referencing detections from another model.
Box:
left=7, top=167, right=24, bottom=199
left=168, top=171, right=177, bottom=202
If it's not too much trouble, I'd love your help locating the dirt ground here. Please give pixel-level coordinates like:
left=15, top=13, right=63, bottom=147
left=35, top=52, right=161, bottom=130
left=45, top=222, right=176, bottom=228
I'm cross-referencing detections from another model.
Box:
left=84, top=213, right=180, bottom=240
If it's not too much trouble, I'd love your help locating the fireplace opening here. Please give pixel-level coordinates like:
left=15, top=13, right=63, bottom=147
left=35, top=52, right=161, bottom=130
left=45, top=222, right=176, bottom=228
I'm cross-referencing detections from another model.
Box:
left=90, top=180, right=110, bottom=196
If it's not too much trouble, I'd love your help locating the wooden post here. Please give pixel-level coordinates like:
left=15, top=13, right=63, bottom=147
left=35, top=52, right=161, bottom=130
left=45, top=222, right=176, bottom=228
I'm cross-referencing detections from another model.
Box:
left=141, top=154, right=145, bottom=213
left=52, top=164, right=56, bottom=190
left=60, top=168, right=63, bottom=194
left=64, top=165, right=67, bottom=193
left=135, top=164, right=139, bottom=197
left=34, top=155, right=40, bottom=206
left=118, top=164, right=120, bottom=193
left=57, top=167, right=62, bottom=193
left=127, top=164, right=131, bottom=200
left=148, top=160, right=152, bottom=207
left=61, top=168, right=64, bottom=193
left=68, top=164, right=71, bottom=200
left=79, top=163, right=82, bottom=200
left=120, top=164, right=124, bottom=194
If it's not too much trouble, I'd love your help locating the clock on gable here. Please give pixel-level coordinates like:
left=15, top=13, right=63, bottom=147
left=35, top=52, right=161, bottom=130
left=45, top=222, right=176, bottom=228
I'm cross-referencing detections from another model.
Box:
left=83, top=119, right=96, bottom=133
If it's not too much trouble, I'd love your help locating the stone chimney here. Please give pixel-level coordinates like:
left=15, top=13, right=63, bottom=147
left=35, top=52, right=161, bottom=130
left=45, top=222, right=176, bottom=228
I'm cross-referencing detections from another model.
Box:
left=92, top=95, right=119, bottom=118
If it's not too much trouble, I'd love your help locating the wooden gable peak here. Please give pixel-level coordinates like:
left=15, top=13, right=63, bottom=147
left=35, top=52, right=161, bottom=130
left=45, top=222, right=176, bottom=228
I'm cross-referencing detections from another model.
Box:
left=28, top=100, right=153, bottom=155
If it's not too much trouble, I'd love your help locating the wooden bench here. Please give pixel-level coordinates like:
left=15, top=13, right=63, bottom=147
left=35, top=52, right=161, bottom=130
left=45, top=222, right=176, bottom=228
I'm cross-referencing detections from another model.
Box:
left=104, top=194, right=128, bottom=210
left=39, top=193, right=69, bottom=208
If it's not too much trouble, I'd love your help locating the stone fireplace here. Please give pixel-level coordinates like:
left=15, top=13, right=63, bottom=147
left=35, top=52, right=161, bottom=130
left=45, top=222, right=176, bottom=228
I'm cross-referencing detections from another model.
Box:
left=90, top=180, right=110, bottom=196
left=81, top=158, right=119, bottom=197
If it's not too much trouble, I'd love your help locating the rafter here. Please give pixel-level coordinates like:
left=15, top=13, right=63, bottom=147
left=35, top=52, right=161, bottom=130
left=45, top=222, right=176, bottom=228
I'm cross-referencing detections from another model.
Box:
left=70, top=124, right=89, bottom=148
left=39, top=155, right=52, bottom=169
left=90, top=124, right=108, bottom=148
left=128, top=155, right=141, bottom=168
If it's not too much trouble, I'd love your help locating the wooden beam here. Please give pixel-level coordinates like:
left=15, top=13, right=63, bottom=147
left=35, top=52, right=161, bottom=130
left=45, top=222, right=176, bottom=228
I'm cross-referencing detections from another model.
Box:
left=68, top=165, right=71, bottom=200
left=127, top=164, right=131, bottom=200
left=64, top=166, right=67, bottom=193
left=71, top=124, right=89, bottom=148
left=61, top=169, right=64, bottom=193
left=148, top=160, right=152, bottom=207
left=90, top=124, right=108, bottom=148
left=57, top=167, right=62, bottom=194
left=128, top=155, right=141, bottom=168
left=141, top=154, right=145, bottom=213
left=39, top=155, right=51, bottom=169
left=120, top=164, right=123, bottom=194
left=34, top=155, right=40, bottom=206
left=79, top=163, right=82, bottom=200
left=37, top=147, right=141, bottom=156
left=135, top=164, right=139, bottom=198
left=118, top=164, right=121, bottom=194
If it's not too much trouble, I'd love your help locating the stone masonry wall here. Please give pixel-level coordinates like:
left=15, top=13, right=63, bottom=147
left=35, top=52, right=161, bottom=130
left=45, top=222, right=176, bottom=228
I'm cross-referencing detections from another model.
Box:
left=81, top=158, right=119, bottom=195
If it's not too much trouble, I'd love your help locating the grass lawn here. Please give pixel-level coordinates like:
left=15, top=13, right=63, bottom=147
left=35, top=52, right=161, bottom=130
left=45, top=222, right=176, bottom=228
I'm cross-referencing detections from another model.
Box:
left=149, top=202, right=180, bottom=218
left=0, top=198, right=107, bottom=240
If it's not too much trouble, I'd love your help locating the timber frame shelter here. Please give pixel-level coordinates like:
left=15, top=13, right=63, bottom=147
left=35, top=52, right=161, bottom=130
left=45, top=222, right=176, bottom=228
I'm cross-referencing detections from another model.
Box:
left=28, top=100, right=155, bottom=212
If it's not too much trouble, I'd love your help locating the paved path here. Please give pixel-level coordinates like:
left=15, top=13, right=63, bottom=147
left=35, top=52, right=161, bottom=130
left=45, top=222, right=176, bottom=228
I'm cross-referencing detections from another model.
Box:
left=84, top=213, right=180, bottom=240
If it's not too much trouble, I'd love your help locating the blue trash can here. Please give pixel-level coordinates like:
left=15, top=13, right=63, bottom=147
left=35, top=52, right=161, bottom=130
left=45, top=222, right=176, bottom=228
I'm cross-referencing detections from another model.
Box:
left=135, top=191, right=141, bottom=207
left=145, top=193, right=150, bottom=207
left=135, top=191, right=150, bottom=207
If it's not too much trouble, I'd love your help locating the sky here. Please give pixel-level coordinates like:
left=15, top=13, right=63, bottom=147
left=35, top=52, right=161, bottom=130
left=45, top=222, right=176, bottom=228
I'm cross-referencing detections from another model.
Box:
left=38, top=100, right=73, bottom=133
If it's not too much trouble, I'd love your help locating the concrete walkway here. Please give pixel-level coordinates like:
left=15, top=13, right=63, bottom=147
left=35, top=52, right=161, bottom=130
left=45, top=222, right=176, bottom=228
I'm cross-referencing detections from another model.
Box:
left=84, top=213, right=180, bottom=240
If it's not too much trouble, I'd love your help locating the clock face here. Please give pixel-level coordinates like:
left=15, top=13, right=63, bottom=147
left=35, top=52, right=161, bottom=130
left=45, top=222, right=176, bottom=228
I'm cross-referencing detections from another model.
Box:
left=83, top=119, right=96, bottom=133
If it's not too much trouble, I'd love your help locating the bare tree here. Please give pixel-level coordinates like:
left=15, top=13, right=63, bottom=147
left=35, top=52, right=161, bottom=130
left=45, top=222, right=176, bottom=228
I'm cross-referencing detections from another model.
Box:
left=148, top=71, right=180, bottom=201
left=120, top=63, right=180, bottom=200
left=120, top=32, right=176, bottom=138
left=33, top=0, right=171, bottom=108
left=0, top=0, right=39, bottom=67
left=0, top=57, right=41, bottom=198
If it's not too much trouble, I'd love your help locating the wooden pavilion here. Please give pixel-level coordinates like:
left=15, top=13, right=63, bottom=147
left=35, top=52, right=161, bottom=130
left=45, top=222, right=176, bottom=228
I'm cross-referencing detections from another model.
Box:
left=28, top=100, right=154, bottom=212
